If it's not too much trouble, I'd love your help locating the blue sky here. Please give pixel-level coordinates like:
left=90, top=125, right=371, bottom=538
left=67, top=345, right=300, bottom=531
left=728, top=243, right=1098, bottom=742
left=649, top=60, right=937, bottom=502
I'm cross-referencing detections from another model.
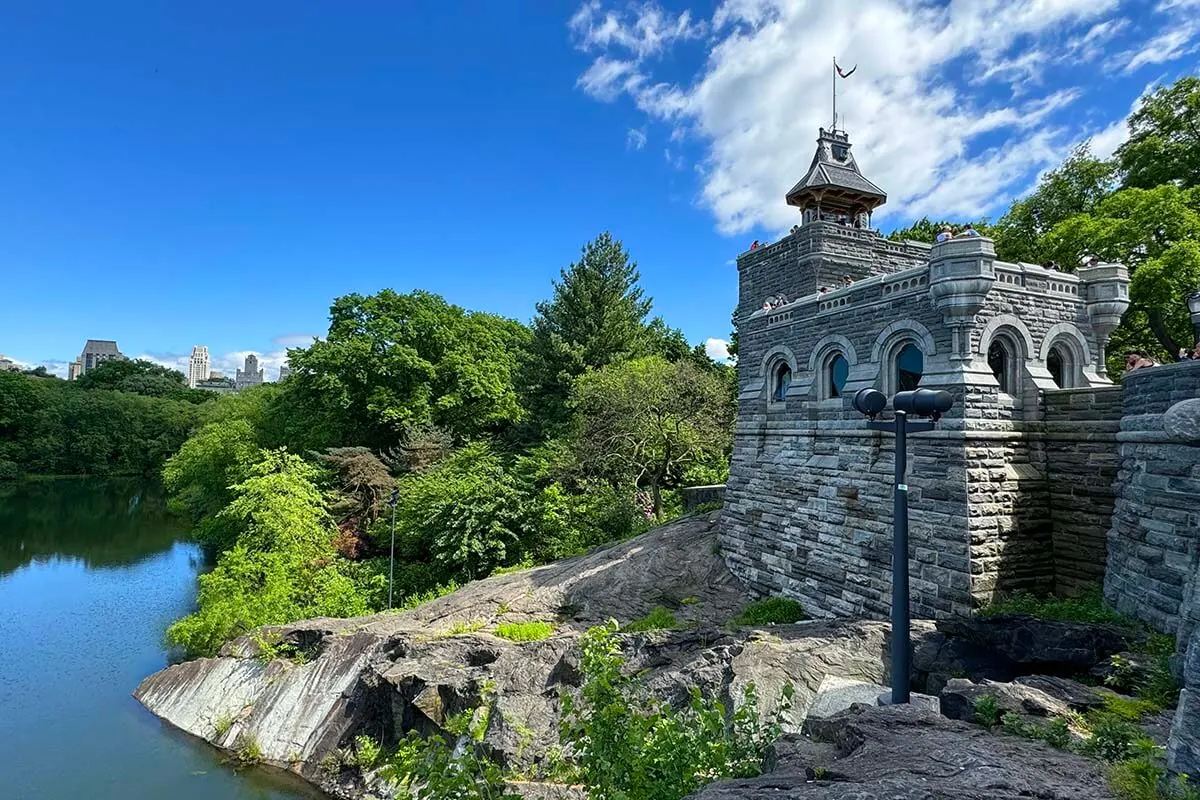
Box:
left=2, top=1, right=1198, bottom=377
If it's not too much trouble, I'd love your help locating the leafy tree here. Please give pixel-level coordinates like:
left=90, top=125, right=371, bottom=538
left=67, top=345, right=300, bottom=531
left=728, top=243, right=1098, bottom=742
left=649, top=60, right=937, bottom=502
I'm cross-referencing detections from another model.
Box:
left=162, top=418, right=261, bottom=550
left=886, top=217, right=996, bottom=244
left=284, top=290, right=528, bottom=450
left=991, top=144, right=1117, bottom=264
left=522, top=232, right=669, bottom=430
left=1116, top=76, right=1200, bottom=190
left=1041, top=184, right=1200, bottom=358
left=167, top=450, right=370, bottom=657
left=75, top=358, right=205, bottom=401
left=569, top=356, right=734, bottom=517
left=316, top=446, right=396, bottom=526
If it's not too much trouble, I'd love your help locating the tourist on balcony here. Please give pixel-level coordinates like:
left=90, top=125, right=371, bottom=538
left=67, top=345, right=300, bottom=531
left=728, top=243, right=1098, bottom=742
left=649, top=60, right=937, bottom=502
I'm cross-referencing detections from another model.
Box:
left=935, top=226, right=953, bottom=243
left=957, top=224, right=980, bottom=237
left=1125, top=351, right=1156, bottom=372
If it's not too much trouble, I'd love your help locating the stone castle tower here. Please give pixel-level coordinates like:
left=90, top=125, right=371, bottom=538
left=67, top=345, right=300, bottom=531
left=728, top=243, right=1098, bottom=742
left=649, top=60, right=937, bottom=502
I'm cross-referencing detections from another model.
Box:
left=721, top=126, right=1131, bottom=619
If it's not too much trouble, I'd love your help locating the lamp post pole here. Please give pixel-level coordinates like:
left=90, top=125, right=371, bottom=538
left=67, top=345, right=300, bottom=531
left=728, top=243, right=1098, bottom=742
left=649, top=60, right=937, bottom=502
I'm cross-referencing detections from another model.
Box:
left=854, top=388, right=952, bottom=705
left=388, top=488, right=399, bottom=610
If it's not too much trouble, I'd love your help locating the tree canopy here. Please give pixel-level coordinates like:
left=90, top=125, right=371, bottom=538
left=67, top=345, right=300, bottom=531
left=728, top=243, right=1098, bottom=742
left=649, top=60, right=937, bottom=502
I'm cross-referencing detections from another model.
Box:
left=1115, top=76, right=1200, bottom=190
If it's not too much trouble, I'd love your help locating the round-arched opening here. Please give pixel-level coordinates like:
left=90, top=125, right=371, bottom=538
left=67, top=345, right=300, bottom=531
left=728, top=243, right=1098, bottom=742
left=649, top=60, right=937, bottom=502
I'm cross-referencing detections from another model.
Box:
left=1046, top=343, right=1078, bottom=389
left=896, top=343, right=923, bottom=392
left=772, top=362, right=792, bottom=403
left=988, top=338, right=1015, bottom=394
left=828, top=354, right=849, bottom=398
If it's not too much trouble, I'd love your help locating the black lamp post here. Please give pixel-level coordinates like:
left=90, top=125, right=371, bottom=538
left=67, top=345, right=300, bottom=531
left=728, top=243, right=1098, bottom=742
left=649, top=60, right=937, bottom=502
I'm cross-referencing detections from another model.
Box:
left=852, top=387, right=954, bottom=704
left=388, top=488, right=399, bottom=610
left=1188, top=291, right=1200, bottom=349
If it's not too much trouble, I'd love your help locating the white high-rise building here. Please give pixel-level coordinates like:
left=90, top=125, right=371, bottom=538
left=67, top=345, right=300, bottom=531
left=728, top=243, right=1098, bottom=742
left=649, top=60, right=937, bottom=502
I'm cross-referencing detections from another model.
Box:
left=187, top=346, right=210, bottom=389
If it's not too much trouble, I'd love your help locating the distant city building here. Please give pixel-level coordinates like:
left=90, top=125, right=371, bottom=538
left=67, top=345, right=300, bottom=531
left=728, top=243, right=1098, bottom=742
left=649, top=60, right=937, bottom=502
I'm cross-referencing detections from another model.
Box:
left=278, top=364, right=291, bottom=381
left=209, top=370, right=225, bottom=379
left=195, top=376, right=236, bottom=394
left=187, top=346, right=210, bottom=389
left=0, top=355, right=20, bottom=372
left=235, top=354, right=264, bottom=391
left=69, top=339, right=126, bottom=379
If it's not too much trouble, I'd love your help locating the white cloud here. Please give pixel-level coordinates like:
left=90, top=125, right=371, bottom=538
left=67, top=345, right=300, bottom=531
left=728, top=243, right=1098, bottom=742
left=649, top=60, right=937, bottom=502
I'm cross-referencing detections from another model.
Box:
left=272, top=333, right=319, bottom=348
left=565, top=0, right=1200, bottom=235
left=1120, top=24, right=1200, bottom=73
left=704, top=337, right=732, bottom=362
left=627, top=126, right=648, bottom=150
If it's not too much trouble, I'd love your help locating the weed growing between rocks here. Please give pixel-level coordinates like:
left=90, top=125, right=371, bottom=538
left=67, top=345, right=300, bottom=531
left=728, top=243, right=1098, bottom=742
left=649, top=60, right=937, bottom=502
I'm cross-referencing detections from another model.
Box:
left=731, top=597, right=805, bottom=626
left=495, top=620, right=555, bottom=642
left=977, top=587, right=1134, bottom=626
left=625, top=605, right=678, bottom=632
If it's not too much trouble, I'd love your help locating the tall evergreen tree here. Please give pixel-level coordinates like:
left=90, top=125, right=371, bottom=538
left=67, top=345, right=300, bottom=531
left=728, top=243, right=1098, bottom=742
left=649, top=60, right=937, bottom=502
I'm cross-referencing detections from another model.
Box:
left=521, top=232, right=659, bottom=431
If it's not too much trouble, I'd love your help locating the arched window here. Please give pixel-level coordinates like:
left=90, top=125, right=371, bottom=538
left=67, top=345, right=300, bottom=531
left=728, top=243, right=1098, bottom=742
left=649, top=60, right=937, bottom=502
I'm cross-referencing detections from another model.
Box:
left=828, top=354, right=849, bottom=398
left=988, top=339, right=1012, bottom=393
left=896, top=343, right=923, bottom=392
left=1046, top=343, right=1078, bottom=389
left=771, top=362, right=792, bottom=403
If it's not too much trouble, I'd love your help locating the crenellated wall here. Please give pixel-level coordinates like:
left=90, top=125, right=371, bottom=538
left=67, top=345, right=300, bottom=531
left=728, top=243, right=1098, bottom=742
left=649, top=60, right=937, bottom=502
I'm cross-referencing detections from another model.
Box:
left=723, top=231, right=1131, bottom=619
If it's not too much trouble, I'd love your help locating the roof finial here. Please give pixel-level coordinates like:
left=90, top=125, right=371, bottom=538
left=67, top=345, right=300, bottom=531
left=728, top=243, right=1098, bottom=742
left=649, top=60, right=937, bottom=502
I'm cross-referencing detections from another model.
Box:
left=832, top=57, right=857, bottom=132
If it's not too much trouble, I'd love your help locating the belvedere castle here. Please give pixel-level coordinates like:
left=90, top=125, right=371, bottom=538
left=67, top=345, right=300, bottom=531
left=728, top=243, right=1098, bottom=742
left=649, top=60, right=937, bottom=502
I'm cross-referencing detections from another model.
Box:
left=719, top=124, right=1200, bottom=774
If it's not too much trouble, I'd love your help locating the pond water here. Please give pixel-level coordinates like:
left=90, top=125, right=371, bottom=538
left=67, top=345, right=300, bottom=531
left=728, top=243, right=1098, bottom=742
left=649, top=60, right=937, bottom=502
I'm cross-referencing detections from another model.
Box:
left=0, top=478, right=319, bottom=800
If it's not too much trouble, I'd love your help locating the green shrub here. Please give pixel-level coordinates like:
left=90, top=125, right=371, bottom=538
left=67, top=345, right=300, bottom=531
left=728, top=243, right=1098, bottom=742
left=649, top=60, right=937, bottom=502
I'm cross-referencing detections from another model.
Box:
left=444, top=619, right=486, bottom=636
left=352, top=735, right=381, bottom=769
left=396, top=581, right=460, bottom=612
left=1041, top=716, right=1072, bottom=749
left=380, top=730, right=518, bottom=800
left=0, top=459, right=20, bottom=480
left=495, top=621, right=555, bottom=642
left=1140, top=636, right=1182, bottom=710
left=1084, top=712, right=1146, bottom=762
left=560, top=621, right=792, bottom=800
left=1102, top=692, right=1159, bottom=721
left=626, top=605, right=678, bottom=632
left=1109, top=756, right=1200, bottom=800
left=976, top=587, right=1135, bottom=626
left=731, top=597, right=805, bottom=626
left=1001, top=712, right=1032, bottom=737
left=973, top=695, right=1001, bottom=728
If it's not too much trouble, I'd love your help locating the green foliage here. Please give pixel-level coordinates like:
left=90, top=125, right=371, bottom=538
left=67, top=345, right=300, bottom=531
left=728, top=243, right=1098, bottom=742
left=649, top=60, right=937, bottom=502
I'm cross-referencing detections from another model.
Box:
left=0, top=371, right=201, bottom=477
left=976, top=587, right=1135, bottom=626
left=521, top=232, right=679, bottom=433
left=1140, top=636, right=1182, bottom=710
left=886, top=216, right=996, bottom=244
left=161, top=419, right=260, bottom=550
left=444, top=619, right=487, bottom=636
left=973, top=695, right=1001, bottom=728
left=732, top=597, right=805, bottom=626
left=285, top=289, right=529, bottom=450
left=568, top=356, right=733, bottom=517
left=1116, top=76, right=1200, bottom=190
left=166, top=451, right=370, bottom=657
left=1102, top=692, right=1159, bottom=721
left=625, top=605, right=678, bottom=632
left=494, top=620, right=555, bottom=642
left=1042, top=716, right=1073, bottom=750
left=1109, top=757, right=1200, bottom=800
left=990, top=143, right=1117, bottom=264
left=230, top=735, right=264, bottom=769
left=559, top=621, right=791, bottom=800
left=380, top=730, right=519, bottom=800
left=74, top=358, right=208, bottom=403
left=352, top=735, right=382, bottom=769
left=1082, top=712, right=1146, bottom=762
left=213, top=714, right=234, bottom=737
left=395, top=581, right=460, bottom=612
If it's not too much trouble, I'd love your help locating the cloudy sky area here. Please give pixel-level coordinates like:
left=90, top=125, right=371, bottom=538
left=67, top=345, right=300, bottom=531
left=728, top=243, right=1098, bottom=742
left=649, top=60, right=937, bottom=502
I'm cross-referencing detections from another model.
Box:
left=2, top=1, right=1198, bottom=375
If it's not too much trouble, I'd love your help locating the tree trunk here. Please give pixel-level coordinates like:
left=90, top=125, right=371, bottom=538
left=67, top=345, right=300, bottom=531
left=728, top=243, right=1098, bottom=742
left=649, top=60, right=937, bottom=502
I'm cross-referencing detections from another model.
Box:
left=650, top=477, right=662, bottom=521
left=1148, top=308, right=1181, bottom=358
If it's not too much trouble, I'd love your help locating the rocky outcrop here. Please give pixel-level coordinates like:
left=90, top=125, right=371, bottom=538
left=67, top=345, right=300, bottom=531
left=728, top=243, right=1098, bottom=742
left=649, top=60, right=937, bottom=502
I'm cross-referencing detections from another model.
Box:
left=686, top=704, right=1117, bottom=799
left=136, top=513, right=910, bottom=791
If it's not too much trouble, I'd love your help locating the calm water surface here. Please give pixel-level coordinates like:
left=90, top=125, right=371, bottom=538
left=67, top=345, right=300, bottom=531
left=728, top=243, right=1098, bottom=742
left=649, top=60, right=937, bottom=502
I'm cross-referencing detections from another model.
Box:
left=0, top=478, right=319, bottom=800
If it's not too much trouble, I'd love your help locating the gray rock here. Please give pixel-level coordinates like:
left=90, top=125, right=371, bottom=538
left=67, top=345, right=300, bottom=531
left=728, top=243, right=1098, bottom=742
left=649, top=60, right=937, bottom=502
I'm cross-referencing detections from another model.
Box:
left=1012, top=675, right=1107, bottom=711
left=1168, top=628, right=1200, bottom=780
left=937, top=614, right=1146, bottom=672
left=939, top=677, right=1070, bottom=723
left=686, top=704, right=1116, bottom=799
left=1163, top=398, right=1200, bottom=442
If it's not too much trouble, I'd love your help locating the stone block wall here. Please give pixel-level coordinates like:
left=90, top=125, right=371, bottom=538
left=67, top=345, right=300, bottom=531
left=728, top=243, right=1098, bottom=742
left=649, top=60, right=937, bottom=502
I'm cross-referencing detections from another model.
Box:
left=1104, top=361, right=1200, bottom=635
left=1043, top=386, right=1124, bottom=595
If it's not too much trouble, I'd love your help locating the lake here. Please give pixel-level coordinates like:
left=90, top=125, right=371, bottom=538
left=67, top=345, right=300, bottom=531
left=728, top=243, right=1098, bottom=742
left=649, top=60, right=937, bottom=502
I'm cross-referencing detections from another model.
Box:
left=0, top=478, right=319, bottom=800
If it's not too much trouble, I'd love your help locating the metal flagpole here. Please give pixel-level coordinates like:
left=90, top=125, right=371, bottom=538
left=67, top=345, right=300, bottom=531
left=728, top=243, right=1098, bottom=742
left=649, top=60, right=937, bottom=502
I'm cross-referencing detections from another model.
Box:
left=832, top=57, right=837, bottom=129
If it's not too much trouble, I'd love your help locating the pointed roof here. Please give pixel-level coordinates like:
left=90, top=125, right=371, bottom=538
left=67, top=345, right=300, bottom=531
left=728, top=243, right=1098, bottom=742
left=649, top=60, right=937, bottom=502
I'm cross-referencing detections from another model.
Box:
left=786, top=128, right=886, bottom=211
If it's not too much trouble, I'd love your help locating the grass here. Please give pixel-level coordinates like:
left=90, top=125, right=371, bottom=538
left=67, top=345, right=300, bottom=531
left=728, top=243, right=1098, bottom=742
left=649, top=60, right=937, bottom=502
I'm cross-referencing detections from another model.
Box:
left=230, top=735, right=264, bottom=769
left=976, top=588, right=1136, bottom=626
left=731, top=597, right=805, bottom=626
left=1109, top=758, right=1200, bottom=800
left=352, top=735, right=382, bottom=769
left=625, top=605, right=678, bottom=632
left=444, top=619, right=486, bottom=636
left=491, top=558, right=535, bottom=577
left=494, top=620, right=555, bottom=642
left=1101, top=692, right=1159, bottom=722
left=213, top=713, right=234, bottom=738
left=973, top=695, right=1001, bottom=727
left=395, top=581, right=460, bottom=612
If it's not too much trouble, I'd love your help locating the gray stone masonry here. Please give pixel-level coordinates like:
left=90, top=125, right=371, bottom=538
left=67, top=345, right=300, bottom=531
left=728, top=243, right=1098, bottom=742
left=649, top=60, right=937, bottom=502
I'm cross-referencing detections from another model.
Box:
left=1104, top=361, right=1200, bottom=637
left=723, top=227, right=1131, bottom=619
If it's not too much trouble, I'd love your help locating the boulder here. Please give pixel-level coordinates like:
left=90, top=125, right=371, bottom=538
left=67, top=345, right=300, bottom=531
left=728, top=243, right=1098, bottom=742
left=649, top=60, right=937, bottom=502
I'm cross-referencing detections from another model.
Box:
left=939, top=677, right=1071, bottom=723
left=936, top=614, right=1146, bottom=673
left=1168, top=628, right=1200, bottom=780
left=1012, top=675, right=1107, bottom=712
left=685, top=704, right=1116, bottom=799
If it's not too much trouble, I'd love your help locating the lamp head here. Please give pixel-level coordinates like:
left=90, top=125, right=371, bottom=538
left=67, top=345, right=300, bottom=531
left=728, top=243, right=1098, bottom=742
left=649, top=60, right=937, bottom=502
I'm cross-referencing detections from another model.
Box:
left=1188, top=290, right=1200, bottom=318
left=852, top=388, right=887, bottom=418
left=893, top=389, right=954, bottom=419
